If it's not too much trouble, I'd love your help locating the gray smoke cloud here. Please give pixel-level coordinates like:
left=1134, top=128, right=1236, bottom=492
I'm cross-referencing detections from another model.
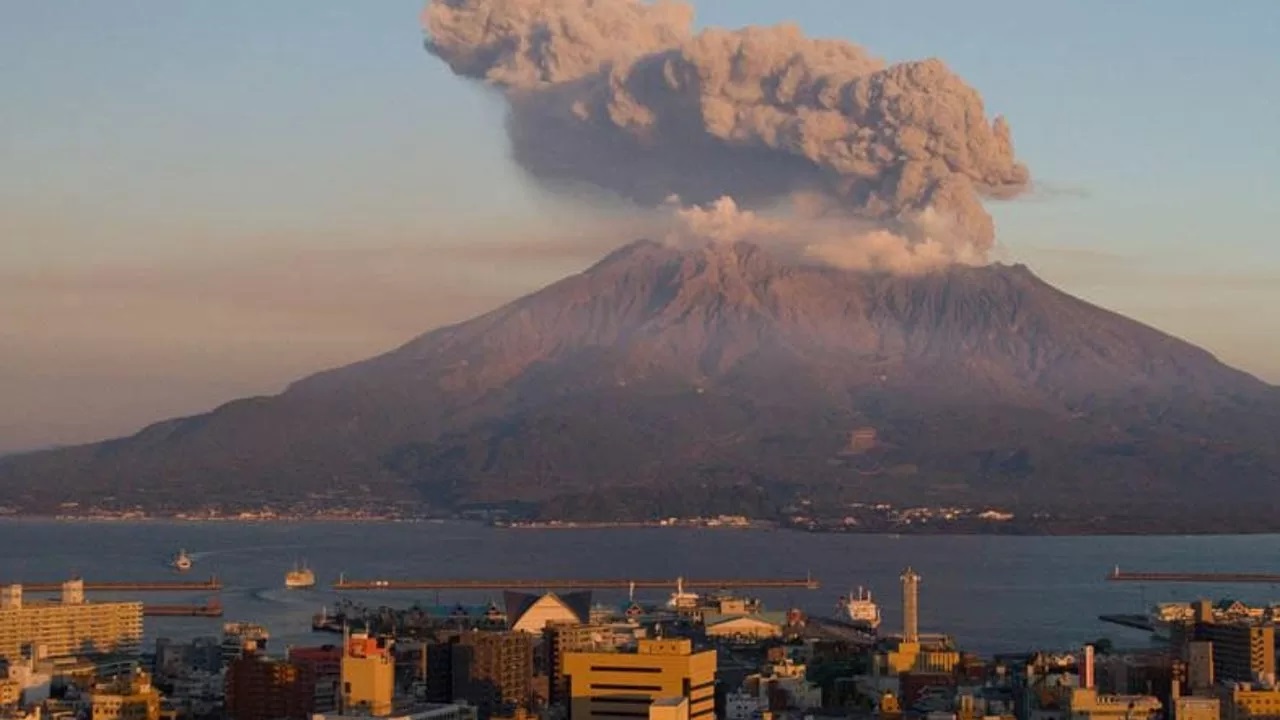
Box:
left=423, top=0, right=1030, bottom=271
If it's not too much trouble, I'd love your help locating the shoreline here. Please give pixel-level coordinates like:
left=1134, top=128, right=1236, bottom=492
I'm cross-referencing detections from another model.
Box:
left=0, top=514, right=1278, bottom=538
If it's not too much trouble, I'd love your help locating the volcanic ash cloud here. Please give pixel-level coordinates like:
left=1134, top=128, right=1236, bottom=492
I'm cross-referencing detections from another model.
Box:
left=423, top=0, right=1030, bottom=270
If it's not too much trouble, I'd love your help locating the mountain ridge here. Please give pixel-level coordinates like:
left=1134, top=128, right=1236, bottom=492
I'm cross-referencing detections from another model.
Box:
left=2, top=239, right=1277, bottom=530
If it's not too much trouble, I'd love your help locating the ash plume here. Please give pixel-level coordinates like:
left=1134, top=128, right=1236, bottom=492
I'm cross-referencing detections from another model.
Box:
left=663, top=196, right=977, bottom=275
left=423, top=0, right=1030, bottom=270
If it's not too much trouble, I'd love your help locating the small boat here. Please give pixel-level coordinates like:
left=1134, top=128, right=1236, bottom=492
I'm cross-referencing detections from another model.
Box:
left=171, top=549, right=193, bottom=572
left=285, top=561, right=316, bottom=589
left=840, top=586, right=881, bottom=630
left=667, top=576, right=700, bottom=610
left=312, top=606, right=343, bottom=633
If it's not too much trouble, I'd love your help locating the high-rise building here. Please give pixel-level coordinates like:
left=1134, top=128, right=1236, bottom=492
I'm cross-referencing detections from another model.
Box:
left=154, top=636, right=222, bottom=679
left=452, top=631, right=534, bottom=720
left=1186, top=642, right=1215, bottom=694
left=648, top=697, right=690, bottom=720
left=544, top=623, right=611, bottom=709
left=1193, top=624, right=1275, bottom=683
left=562, top=638, right=716, bottom=720
left=90, top=670, right=161, bottom=720
left=423, top=636, right=457, bottom=704
left=289, top=645, right=343, bottom=715
left=0, top=582, right=142, bottom=664
left=343, top=633, right=395, bottom=717
left=225, top=651, right=309, bottom=720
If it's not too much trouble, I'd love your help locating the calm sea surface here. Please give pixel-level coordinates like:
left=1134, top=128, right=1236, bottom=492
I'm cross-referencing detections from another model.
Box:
left=1, top=520, right=1277, bottom=656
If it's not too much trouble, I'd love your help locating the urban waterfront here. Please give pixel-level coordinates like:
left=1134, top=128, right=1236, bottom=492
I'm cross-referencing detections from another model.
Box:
left=2, top=520, right=1279, bottom=654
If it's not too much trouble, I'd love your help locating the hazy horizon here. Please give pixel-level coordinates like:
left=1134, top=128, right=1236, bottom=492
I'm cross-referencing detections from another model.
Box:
left=3, top=0, right=1278, bottom=453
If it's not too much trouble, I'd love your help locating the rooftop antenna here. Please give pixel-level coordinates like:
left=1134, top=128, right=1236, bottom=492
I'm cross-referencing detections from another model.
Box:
left=629, top=581, right=635, bottom=603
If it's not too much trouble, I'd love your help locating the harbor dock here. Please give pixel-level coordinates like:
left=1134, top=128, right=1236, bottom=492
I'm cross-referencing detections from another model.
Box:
left=1098, top=613, right=1155, bottom=632
left=333, top=575, right=820, bottom=591
left=143, top=599, right=223, bottom=617
left=1, top=577, right=223, bottom=592
left=1108, top=567, right=1280, bottom=584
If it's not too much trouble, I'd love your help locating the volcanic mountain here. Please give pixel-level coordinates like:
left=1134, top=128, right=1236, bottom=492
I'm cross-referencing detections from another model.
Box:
left=4, top=240, right=1278, bottom=530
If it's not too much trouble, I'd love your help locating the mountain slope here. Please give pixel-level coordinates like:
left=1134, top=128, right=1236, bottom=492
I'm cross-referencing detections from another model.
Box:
left=2, top=240, right=1277, bottom=528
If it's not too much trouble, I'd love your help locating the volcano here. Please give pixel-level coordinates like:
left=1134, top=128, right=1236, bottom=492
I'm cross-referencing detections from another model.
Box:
left=4, top=240, right=1278, bottom=531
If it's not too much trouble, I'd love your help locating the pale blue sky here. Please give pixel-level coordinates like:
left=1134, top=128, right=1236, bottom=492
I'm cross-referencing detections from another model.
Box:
left=2, top=1, right=1278, bottom=451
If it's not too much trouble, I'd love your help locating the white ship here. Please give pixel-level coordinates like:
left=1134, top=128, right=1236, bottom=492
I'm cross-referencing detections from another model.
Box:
left=841, top=587, right=881, bottom=630
left=170, top=549, right=193, bottom=572
left=667, top=577, right=700, bottom=610
left=285, top=561, right=316, bottom=589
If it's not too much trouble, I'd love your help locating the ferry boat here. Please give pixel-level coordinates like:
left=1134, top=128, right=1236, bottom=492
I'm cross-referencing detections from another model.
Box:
left=840, top=587, right=881, bottom=630
left=667, top=577, right=700, bottom=610
left=170, top=549, right=193, bottom=572
left=285, top=561, right=316, bottom=589
left=701, top=589, right=762, bottom=616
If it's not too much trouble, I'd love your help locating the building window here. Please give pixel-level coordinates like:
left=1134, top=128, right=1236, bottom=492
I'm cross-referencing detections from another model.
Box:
left=590, top=684, right=664, bottom=692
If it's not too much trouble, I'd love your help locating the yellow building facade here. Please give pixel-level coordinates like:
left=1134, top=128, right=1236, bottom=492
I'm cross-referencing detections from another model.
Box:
left=1220, top=685, right=1280, bottom=720
left=1068, top=688, right=1162, bottom=720
left=648, top=697, right=689, bottom=720
left=0, top=584, right=142, bottom=663
left=563, top=639, right=715, bottom=720
left=0, top=678, right=20, bottom=706
left=342, top=634, right=395, bottom=717
left=877, top=641, right=960, bottom=676
left=1174, top=696, right=1221, bottom=720
left=90, top=671, right=161, bottom=720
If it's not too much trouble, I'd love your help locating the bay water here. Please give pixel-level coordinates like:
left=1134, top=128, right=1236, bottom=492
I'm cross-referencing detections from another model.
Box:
left=2, top=520, right=1276, bottom=655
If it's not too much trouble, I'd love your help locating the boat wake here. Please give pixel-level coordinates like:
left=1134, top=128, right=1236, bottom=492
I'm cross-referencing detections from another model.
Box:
left=189, top=543, right=307, bottom=560
left=252, top=588, right=312, bottom=605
